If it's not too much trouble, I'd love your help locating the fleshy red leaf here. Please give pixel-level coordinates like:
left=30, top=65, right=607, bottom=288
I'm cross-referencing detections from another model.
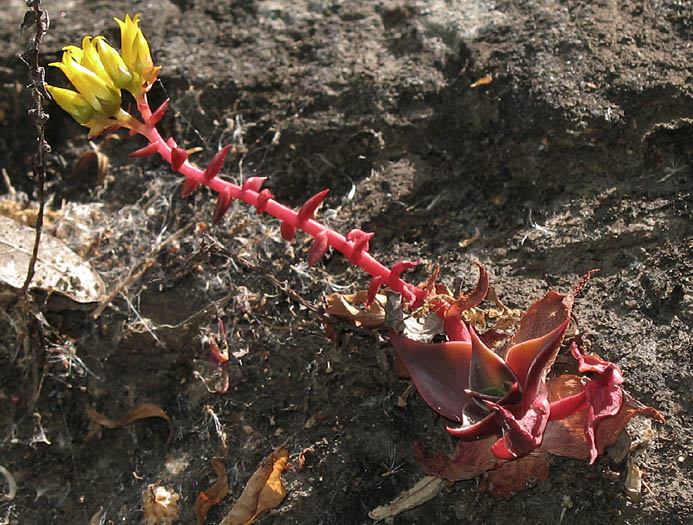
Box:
left=297, top=189, right=329, bottom=224
left=280, top=221, right=296, bottom=241
left=129, top=141, right=159, bottom=158
left=242, top=176, right=267, bottom=192
left=171, top=147, right=188, bottom=171
left=390, top=333, right=474, bottom=422
left=148, top=99, right=170, bottom=127
left=204, top=145, right=232, bottom=181
left=583, top=380, right=623, bottom=463
left=307, top=230, right=329, bottom=267
left=507, top=291, right=570, bottom=348
left=570, top=342, right=624, bottom=382
left=213, top=188, right=232, bottom=224
left=366, top=276, right=383, bottom=307
left=504, top=319, right=569, bottom=396
left=181, top=177, right=199, bottom=198
left=485, top=396, right=550, bottom=459
left=469, top=328, right=517, bottom=399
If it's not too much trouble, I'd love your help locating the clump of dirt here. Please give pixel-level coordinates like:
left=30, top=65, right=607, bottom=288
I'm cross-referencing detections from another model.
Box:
left=0, top=0, right=691, bottom=523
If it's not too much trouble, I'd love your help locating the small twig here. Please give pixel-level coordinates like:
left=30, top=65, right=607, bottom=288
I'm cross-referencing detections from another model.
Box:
left=19, top=0, right=51, bottom=296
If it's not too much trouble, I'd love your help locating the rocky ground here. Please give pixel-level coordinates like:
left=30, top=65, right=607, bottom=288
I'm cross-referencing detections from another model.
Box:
left=0, top=0, right=691, bottom=523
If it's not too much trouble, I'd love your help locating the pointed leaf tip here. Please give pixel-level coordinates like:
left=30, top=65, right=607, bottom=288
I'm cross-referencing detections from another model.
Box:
left=129, top=141, right=159, bottom=158
left=297, top=189, right=329, bottom=223
left=308, top=230, right=329, bottom=267
left=391, top=260, right=419, bottom=281
left=213, top=188, right=233, bottom=224
left=171, top=147, right=188, bottom=171
left=243, top=176, right=267, bottom=192
left=204, top=145, right=232, bottom=181
left=148, top=98, right=170, bottom=126
left=181, top=177, right=199, bottom=197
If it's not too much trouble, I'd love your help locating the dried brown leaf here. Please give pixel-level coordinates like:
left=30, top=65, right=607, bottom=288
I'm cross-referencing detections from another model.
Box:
left=194, top=457, right=229, bottom=525
left=86, top=403, right=174, bottom=445
left=325, top=291, right=386, bottom=328
left=219, top=445, right=289, bottom=525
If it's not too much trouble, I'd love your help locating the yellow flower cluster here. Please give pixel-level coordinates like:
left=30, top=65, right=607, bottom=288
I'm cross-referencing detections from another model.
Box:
left=47, top=14, right=161, bottom=137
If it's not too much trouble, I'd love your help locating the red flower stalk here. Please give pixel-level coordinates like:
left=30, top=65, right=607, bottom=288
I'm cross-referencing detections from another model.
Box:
left=46, top=14, right=426, bottom=309
left=130, top=95, right=426, bottom=307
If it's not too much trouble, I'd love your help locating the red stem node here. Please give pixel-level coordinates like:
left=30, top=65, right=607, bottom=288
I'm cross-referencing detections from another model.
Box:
left=255, top=189, right=273, bottom=214
left=346, top=229, right=374, bottom=264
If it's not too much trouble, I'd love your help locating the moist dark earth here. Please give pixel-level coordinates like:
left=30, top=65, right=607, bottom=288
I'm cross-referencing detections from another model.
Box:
left=1, top=0, right=692, bottom=523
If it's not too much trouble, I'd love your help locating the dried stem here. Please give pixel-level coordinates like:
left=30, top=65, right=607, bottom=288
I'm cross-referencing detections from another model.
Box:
left=20, top=0, right=51, bottom=296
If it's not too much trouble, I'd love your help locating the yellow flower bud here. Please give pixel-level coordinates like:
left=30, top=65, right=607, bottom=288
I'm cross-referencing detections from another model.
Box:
left=94, top=36, right=134, bottom=90
left=114, top=14, right=161, bottom=98
left=46, top=86, right=95, bottom=124
left=49, top=58, right=122, bottom=117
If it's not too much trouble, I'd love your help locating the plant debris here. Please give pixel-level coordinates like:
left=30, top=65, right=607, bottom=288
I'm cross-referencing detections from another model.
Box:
left=219, top=445, right=289, bottom=525
left=194, top=457, right=229, bottom=525
left=86, top=403, right=174, bottom=445
left=368, top=475, right=445, bottom=521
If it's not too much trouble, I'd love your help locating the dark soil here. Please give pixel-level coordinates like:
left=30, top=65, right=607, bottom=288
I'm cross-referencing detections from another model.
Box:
left=1, top=0, right=691, bottom=523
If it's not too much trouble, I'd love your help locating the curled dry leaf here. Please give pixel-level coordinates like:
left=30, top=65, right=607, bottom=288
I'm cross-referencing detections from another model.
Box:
left=86, top=403, right=174, bottom=445
left=194, top=457, right=229, bottom=525
left=220, top=445, right=289, bottom=525
left=368, top=475, right=445, bottom=521
left=325, top=291, right=386, bottom=329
